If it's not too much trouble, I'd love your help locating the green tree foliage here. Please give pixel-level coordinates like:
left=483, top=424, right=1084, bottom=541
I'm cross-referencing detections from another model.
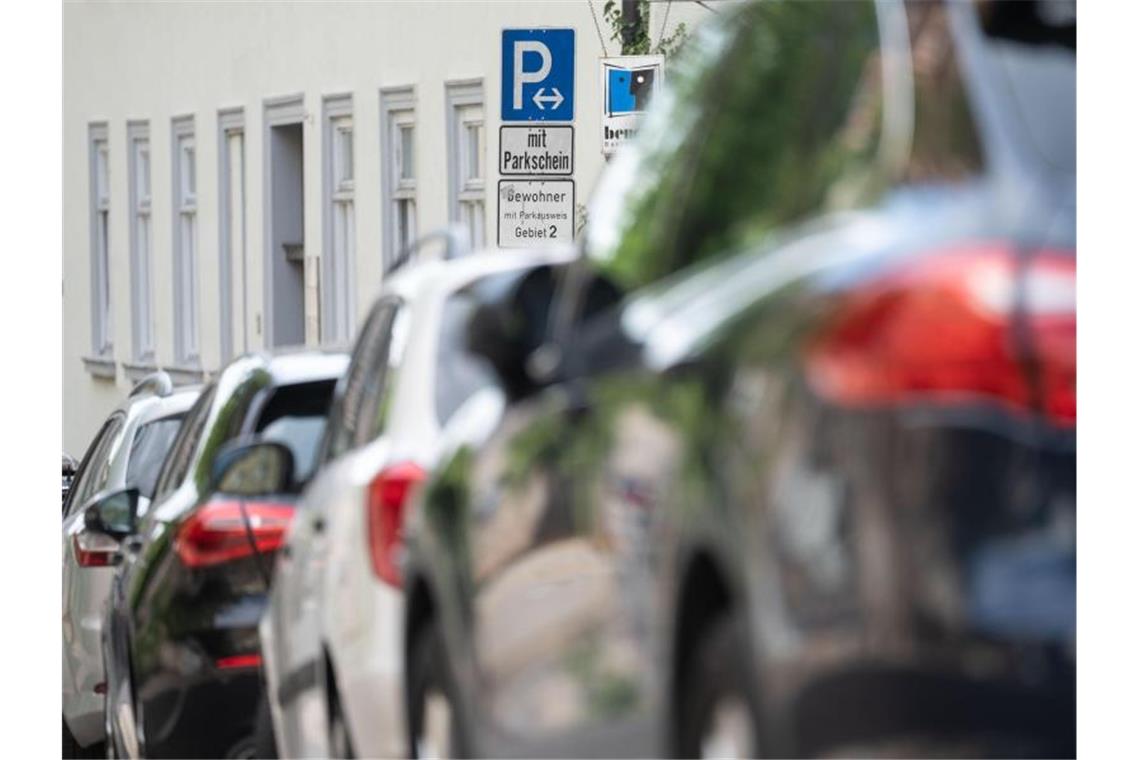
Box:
left=603, top=0, right=688, bottom=56
left=593, top=1, right=884, bottom=291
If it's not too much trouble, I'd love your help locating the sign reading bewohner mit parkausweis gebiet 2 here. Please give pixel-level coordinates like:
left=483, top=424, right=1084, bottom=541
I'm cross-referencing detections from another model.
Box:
left=499, top=27, right=576, bottom=247
left=497, top=180, right=575, bottom=246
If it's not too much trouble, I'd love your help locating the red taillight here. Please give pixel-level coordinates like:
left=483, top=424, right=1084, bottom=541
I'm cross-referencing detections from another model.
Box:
left=805, top=245, right=1075, bottom=426
left=215, top=653, right=262, bottom=670
left=367, top=462, right=426, bottom=587
left=73, top=532, right=118, bottom=567
left=174, top=499, right=295, bottom=569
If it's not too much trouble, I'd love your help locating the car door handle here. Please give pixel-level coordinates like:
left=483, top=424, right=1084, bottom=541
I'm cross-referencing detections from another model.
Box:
left=312, top=516, right=326, bottom=534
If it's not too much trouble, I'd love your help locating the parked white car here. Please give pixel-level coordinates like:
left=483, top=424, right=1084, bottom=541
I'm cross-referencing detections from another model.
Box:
left=259, top=245, right=576, bottom=758
left=62, top=374, right=199, bottom=757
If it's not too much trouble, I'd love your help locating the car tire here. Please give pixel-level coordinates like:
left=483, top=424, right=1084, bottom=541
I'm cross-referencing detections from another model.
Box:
left=677, top=611, right=763, bottom=759
left=408, top=621, right=467, bottom=759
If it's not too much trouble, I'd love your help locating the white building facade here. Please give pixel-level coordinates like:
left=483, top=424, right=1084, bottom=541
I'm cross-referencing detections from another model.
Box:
left=62, top=0, right=709, bottom=454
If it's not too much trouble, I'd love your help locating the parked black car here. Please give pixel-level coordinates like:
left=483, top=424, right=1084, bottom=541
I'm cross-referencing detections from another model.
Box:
left=403, top=1, right=1074, bottom=757
left=97, top=349, right=348, bottom=758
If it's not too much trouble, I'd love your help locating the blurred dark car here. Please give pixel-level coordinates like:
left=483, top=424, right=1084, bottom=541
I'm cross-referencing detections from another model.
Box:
left=97, top=349, right=348, bottom=759
left=402, top=1, right=1074, bottom=757
left=63, top=453, right=79, bottom=505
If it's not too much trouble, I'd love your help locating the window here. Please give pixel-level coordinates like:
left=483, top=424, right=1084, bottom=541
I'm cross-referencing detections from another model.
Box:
left=321, top=304, right=385, bottom=462
left=381, top=88, right=416, bottom=270
left=172, top=116, right=199, bottom=366
left=446, top=81, right=486, bottom=248
left=254, top=380, right=338, bottom=485
left=154, top=384, right=216, bottom=504
left=88, top=123, right=113, bottom=363
left=360, top=301, right=410, bottom=440
left=219, top=109, right=246, bottom=362
left=321, top=298, right=408, bottom=460
left=126, top=414, right=186, bottom=501
left=127, top=122, right=154, bottom=364
left=323, top=95, right=356, bottom=343
left=65, top=413, right=125, bottom=516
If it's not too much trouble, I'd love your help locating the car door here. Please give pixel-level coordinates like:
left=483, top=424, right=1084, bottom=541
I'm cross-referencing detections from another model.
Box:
left=63, top=412, right=126, bottom=713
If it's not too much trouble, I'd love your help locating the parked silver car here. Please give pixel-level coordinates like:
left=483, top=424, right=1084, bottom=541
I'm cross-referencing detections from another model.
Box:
left=62, top=373, right=200, bottom=757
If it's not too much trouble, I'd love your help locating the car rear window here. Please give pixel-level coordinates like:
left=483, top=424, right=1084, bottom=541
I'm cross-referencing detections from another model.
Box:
left=126, top=414, right=186, bottom=499
left=254, top=380, right=337, bottom=485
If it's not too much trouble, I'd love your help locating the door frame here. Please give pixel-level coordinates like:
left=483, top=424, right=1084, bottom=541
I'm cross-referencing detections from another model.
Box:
left=262, top=93, right=307, bottom=348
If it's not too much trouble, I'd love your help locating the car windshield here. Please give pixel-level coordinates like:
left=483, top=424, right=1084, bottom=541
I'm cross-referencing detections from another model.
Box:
left=126, top=414, right=186, bottom=500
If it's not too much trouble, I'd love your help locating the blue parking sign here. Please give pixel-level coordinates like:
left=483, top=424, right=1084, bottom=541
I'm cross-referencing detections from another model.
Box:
left=501, top=28, right=575, bottom=122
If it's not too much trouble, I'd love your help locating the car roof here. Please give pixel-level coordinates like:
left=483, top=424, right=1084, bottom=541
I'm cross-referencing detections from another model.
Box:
left=221, top=347, right=351, bottom=388
left=130, top=386, right=201, bottom=426
left=113, top=380, right=201, bottom=419
left=379, top=245, right=578, bottom=304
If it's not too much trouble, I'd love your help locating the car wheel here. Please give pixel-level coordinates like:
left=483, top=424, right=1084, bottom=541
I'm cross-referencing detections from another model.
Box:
left=678, top=612, right=762, bottom=759
left=408, top=621, right=466, bottom=759
left=327, top=677, right=356, bottom=760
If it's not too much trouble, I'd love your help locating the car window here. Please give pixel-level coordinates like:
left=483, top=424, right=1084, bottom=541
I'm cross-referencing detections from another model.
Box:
left=434, top=288, right=499, bottom=427
left=324, top=301, right=398, bottom=461
left=65, top=413, right=125, bottom=515
left=588, top=0, right=887, bottom=290
left=125, top=414, right=186, bottom=501
left=153, top=384, right=216, bottom=504
left=360, top=302, right=411, bottom=442
left=254, top=380, right=338, bottom=486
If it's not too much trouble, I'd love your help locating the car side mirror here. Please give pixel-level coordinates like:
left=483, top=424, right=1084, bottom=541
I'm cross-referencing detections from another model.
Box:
left=82, top=487, right=140, bottom=539
left=211, top=440, right=295, bottom=497
left=466, top=301, right=533, bottom=399
left=466, top=265, right=563, bottom=399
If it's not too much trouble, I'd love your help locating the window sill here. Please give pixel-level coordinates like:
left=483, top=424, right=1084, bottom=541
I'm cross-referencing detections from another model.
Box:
left=122, top=360, right=159, bottom=384
left=82, top=355, right=116, bottom=379
left=165, top=364, right=205, bottom=385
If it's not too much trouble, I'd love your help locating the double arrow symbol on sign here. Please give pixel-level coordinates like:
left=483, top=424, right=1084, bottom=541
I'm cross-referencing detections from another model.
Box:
left=532, top=87, right=565, bottom=110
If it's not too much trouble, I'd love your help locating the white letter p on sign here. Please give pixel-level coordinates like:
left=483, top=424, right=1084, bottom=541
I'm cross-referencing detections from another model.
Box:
left=513, top=40, right=552, bottom=110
